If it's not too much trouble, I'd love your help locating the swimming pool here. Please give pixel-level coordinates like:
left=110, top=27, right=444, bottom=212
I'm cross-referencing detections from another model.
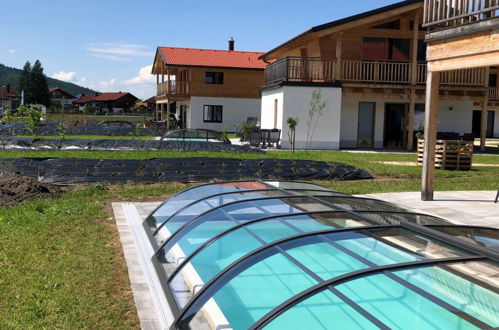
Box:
left=142, top=181, right=499, bottom=329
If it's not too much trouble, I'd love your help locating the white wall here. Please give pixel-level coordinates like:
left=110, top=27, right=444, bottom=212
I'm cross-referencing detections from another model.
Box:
left=188, top=96, right=260, bottom=131
left=436, top=100, right=474, bottom=134
left=261, top=86, right=342, bottom=149
left=340, top=97, right=476, bottom=148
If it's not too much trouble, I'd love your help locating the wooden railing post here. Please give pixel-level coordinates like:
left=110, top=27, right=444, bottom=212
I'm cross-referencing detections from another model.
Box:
left=335, top=33, right=343, bottom=80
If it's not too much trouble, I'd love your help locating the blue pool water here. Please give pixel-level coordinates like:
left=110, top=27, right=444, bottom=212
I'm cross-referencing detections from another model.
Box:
left=166, top=219, right=498, bottom=329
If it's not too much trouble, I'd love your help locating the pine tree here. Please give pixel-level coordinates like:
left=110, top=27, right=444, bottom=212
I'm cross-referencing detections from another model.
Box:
left=30, top=60, right=50, bottom=106
left=19, top=61, right=32, bottom=104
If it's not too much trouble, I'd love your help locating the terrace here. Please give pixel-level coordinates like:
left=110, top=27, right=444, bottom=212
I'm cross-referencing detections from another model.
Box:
left=263, top=56, right=488, bottom=88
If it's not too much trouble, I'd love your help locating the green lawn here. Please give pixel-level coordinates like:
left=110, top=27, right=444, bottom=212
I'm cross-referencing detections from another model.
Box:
left=0, top=149, right=498, bottom=328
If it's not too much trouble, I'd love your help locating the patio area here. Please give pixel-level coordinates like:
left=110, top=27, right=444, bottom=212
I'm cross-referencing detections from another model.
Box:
left=359, top=190, right=499, bottom=227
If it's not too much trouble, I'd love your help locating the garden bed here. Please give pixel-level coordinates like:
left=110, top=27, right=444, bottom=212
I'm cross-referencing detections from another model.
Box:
left=0, top=157, right=373, bottom=184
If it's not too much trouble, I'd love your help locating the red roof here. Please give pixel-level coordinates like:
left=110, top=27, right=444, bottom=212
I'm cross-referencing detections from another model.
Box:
left=158, top=47, right=267, bottom=69
left=94, top=92, right=134, bottom=102
left=74, top=94, right=98, bottom=104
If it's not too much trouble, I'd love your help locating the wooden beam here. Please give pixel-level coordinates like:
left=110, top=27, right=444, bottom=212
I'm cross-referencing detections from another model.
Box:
left=335, top=32, right=343, bottom=80
left=411, top=11, right=420, bottom=85
left=407, top=90, right=416, bottom=150
left=421, top=71, right=440, bottom=201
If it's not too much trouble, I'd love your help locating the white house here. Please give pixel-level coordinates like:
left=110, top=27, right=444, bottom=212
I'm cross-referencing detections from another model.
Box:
left=259, top=0, right=499, bottom=150
left=151, top=42, right=266, bottom=131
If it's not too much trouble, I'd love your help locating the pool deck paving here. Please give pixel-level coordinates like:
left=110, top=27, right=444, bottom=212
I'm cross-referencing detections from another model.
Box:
left=112, top=190, right=498, bottom=329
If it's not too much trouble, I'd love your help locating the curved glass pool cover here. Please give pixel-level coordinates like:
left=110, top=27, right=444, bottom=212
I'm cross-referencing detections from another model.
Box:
left=143, top=180, right=499, bottom=330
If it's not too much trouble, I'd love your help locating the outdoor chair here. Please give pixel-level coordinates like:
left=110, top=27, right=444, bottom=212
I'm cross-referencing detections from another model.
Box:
left=260, top=129, right=270, bottom=148
left=267, top=129, right=281, bottom=149
left=495, top=189, right=499, bottom=203
left=249, top=129, right=262, bottom=147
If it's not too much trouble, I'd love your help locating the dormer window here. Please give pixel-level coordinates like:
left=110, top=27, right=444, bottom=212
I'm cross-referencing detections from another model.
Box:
left=205, top=72, right=224, bottom=84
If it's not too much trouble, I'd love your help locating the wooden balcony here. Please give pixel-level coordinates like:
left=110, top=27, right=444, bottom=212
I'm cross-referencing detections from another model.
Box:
left=423, top=0, right=499, bottom=30
left=156, top=80, right=190, bottom=98
left=264, top=57, right=488, bottom=87
left=264, top=57, right=336, bottom=86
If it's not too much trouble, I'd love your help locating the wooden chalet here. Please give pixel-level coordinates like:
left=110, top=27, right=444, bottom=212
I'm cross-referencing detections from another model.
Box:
left=259, top=0, right=498, bottom=150
left=48, top=88, right=75, bottom=109
left=151, top=42, right=266, bottom=130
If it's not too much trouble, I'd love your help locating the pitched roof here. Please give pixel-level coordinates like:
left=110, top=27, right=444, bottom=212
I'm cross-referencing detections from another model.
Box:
left=261, top=0, right=423, bottom=60
left=94, top=92, right=136, bottom=102
left=143, top=96, right=156, bottom=104
left=74, top=92, right=138, bottom=104
left=0, top=85, right=20, bottom=99
left=74, top=93, right=98, bottom=104
left=48, top=87, right=75, bottom=99
left=157, top=47, right=267, bottom=70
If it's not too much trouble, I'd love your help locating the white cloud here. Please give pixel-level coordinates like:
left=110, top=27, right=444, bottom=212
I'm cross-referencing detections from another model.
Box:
left=124, top=65, right=154, bottom=84
left=52, top=71, right=76, bottom=82
left=86, top=42, right=154, bottom=61
left=7, top=49, right=15, bottom=54
left=49, top=65, right=155, bottom=99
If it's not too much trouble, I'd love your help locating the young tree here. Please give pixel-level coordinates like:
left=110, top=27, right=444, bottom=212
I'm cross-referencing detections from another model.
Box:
left=305, top=90, right=326, bottom=151
left=30, top=60, right=51, bottom=106
left=286, top=116, right=298, bottom=153
left=19, top=61, right=32, bottom=104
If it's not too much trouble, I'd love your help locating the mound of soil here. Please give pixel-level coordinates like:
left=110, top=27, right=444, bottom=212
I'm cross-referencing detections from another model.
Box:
left=0, top=176, right=62, bottom=207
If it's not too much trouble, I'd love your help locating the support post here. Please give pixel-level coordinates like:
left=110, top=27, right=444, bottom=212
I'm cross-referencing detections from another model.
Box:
left=155, top=103, right=159, bottom=121
left=421, top=71, right=440, bottom=201
left=407, top=90, right=416, bottom=150
left=411, top=12, right=420, bottom=85
left=480, top=95, right=488, bottom=151
left=166, top=101, right=171, bottom=129
left=335, top=32, right=343, bottom=80
left=160, top=103, right=164, bottom=122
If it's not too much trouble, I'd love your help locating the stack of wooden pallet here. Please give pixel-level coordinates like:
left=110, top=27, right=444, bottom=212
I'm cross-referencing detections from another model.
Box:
left=417, top=139, right=473, bottom=170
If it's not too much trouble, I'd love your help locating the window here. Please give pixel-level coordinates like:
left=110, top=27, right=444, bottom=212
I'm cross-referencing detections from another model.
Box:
left=203, top=105, right=223, bottom=123
left=362, top=38, right=410, bottom=61
left=372, top=19, right=400, bottom=30
left=205, top=72, right=224, bottom=84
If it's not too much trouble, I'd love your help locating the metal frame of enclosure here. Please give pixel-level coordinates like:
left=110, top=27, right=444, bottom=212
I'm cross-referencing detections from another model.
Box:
left=140, top=180, right=499, bottom=330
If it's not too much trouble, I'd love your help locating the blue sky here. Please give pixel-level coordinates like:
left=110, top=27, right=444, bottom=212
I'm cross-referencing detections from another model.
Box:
left=1, top=0, right=399, bottom=98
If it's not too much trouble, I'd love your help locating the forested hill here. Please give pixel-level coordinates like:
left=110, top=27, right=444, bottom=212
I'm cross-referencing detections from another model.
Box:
left=0, top=63, right=97, bottom=96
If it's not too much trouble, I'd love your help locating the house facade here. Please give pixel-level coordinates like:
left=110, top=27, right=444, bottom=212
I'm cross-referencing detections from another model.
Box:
left=48, top=88, right=75, bottom=109
left=0, top=85, right=20, bottom=111
left=151, top=44, right=266, bottom=131
left=259, top=0, right=499, bottom=150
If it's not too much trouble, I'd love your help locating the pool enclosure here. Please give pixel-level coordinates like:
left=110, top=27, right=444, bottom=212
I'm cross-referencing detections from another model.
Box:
left=142, top=181, right=499, bottom=330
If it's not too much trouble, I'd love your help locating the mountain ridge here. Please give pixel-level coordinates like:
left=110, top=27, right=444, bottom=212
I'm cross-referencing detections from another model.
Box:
left=0, top=63, right=97, bottom=96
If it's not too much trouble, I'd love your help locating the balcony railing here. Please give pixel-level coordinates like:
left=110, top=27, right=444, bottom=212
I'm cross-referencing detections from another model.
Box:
left=157, top=80, right=189, bottom=97
left=490, top=87, right=499, bottom=100
left=342, top=60, right=412, bottom=83
left=264, top=57, right=336, bottom=85
left=423, top=0, right=499, bottom=29
left=264, top=57, right=488, bottom=87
